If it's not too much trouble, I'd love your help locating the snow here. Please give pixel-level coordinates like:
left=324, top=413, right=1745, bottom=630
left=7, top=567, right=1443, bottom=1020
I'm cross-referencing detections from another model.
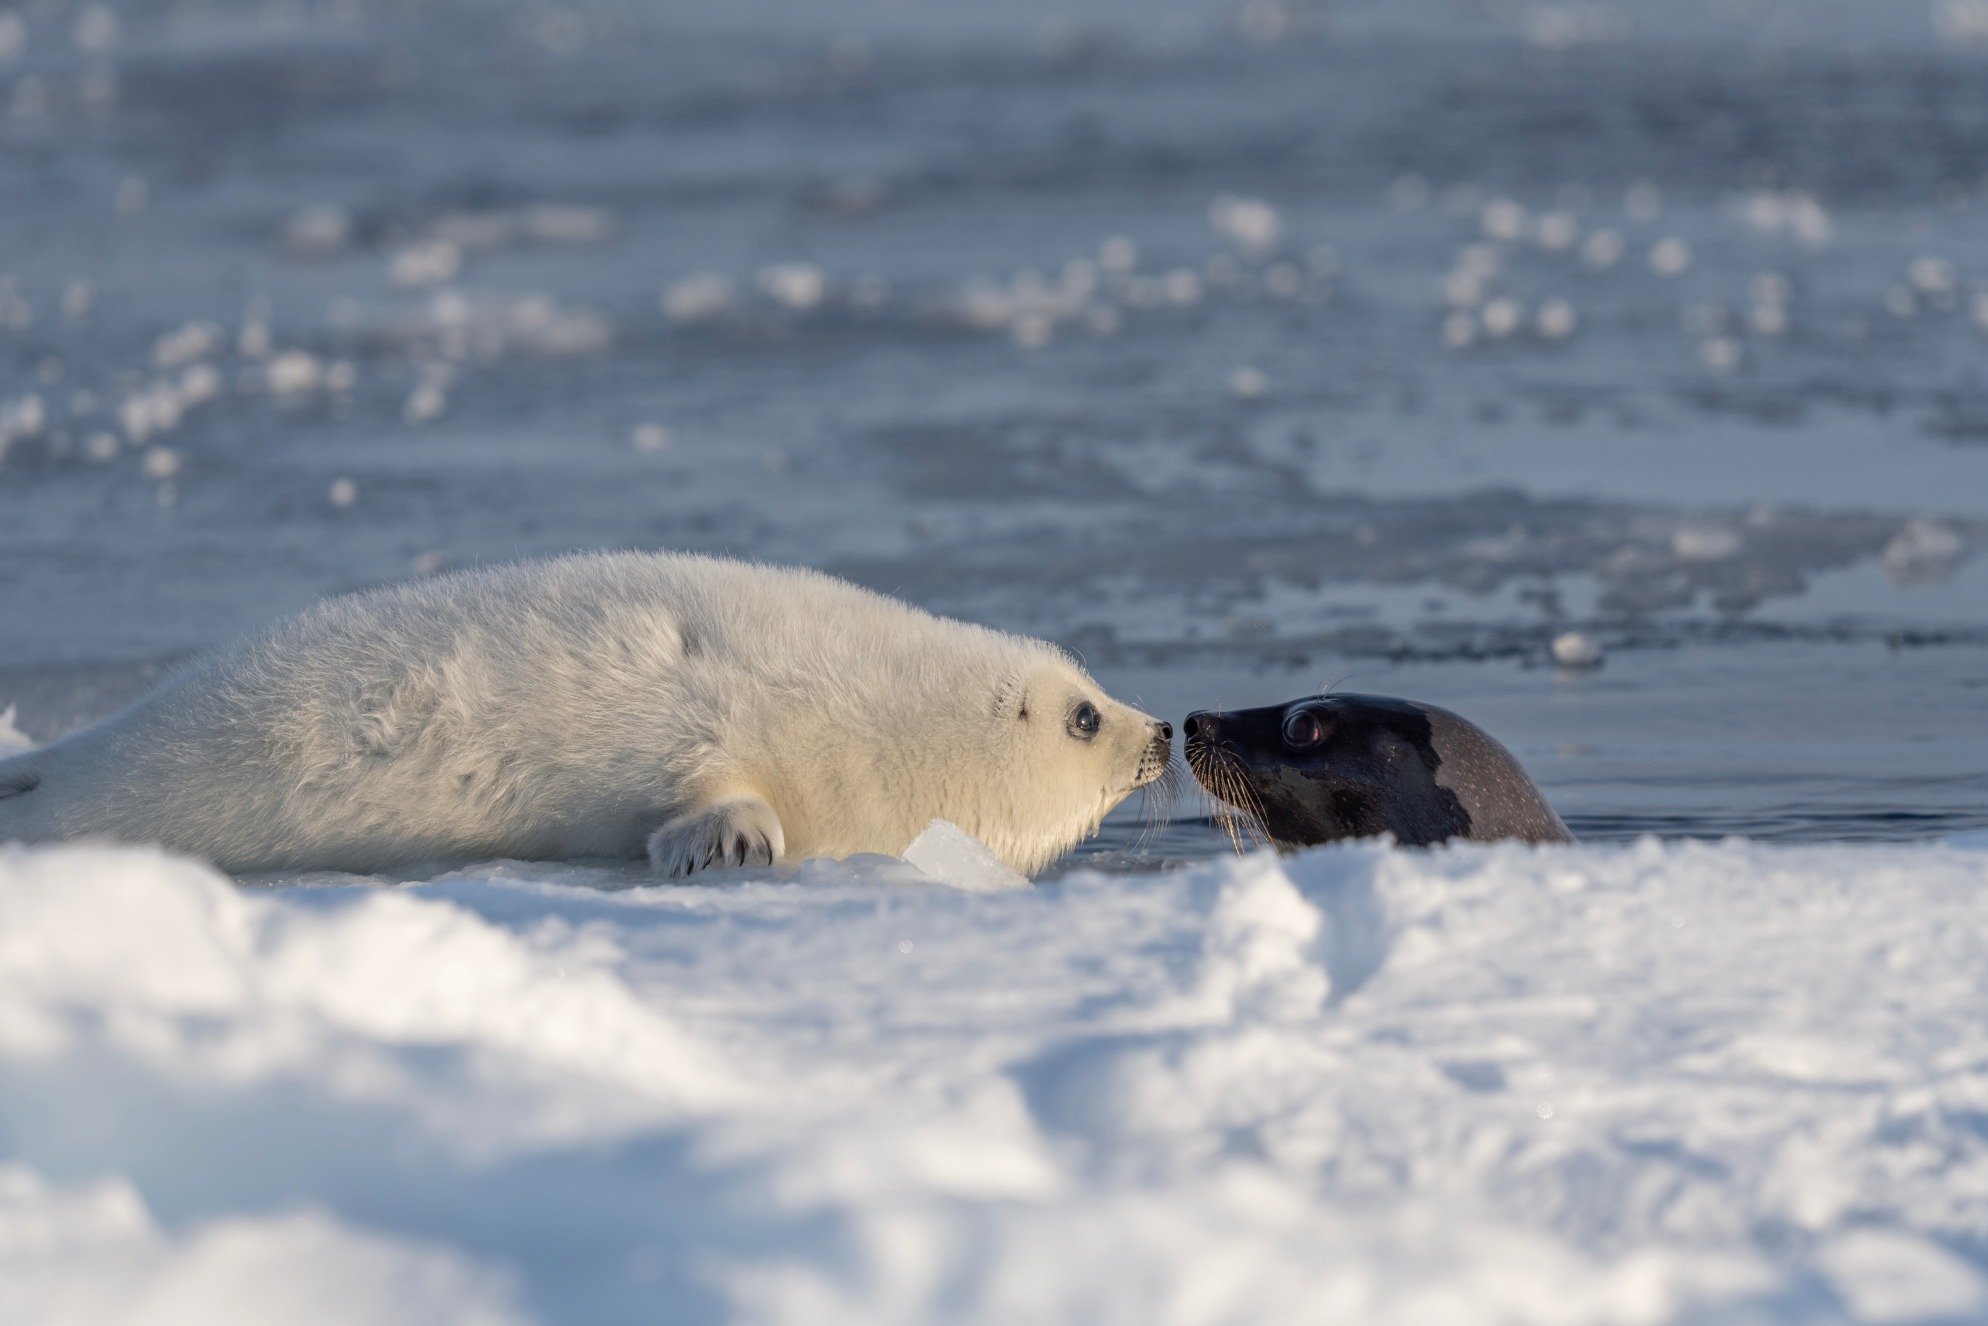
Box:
left=6, top=836, right=1988, bottom=1324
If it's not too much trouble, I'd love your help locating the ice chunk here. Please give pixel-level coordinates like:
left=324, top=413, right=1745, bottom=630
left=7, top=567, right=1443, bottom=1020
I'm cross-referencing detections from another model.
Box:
left=0, top=703, right=32, bottom=753
left=1550, top=631, right=1604, bottom=668
left=1883, top=517, right=1966, bottom=586
left=901, top=819, right=1031, bottom=893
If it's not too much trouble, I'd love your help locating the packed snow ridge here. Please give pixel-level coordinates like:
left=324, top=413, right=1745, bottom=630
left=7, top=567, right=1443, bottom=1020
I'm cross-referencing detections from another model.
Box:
left=5, top=834, right=1988, bottom=1325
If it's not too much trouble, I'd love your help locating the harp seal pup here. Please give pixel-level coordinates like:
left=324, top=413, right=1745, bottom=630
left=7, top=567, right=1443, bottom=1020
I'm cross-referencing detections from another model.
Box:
left=0, top=553, right=1173, bottom=877
left=1184, top=693, right=1570, bottom=848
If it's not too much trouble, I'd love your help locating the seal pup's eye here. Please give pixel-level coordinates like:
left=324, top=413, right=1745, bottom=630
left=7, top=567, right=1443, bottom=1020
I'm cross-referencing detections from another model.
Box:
left=1283, top=708, right=1327, bottom=751
left=1069, top=701, right=1101, bottom=740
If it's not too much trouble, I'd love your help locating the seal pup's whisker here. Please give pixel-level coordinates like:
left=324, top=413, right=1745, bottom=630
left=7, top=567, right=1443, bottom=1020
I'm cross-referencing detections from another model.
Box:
left=1133, top=760, right=1185, bottom=852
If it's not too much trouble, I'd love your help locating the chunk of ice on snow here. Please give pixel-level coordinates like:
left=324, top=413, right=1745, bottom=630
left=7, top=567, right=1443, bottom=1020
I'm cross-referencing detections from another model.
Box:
left=901, top=819, right=1030, bottom=893
left=0, top=703, right=32, bottom=753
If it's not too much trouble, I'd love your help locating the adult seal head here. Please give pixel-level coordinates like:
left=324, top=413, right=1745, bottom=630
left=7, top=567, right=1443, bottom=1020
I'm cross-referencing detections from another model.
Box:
left=1183, top=693, right=1570, bottom=848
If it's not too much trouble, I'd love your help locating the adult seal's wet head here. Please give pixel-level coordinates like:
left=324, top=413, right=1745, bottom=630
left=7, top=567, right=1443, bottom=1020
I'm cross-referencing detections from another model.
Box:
left=1184, top=693, right=1571, bottom=848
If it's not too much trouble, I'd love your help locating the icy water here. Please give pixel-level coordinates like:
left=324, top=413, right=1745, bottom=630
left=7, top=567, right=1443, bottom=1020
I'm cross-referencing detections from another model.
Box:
left=2, top=0, right=1986, bottom=862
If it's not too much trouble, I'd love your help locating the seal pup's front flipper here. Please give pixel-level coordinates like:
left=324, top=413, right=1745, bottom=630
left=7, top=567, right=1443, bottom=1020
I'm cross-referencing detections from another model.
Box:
left=647, top=794, right=786, bottom=879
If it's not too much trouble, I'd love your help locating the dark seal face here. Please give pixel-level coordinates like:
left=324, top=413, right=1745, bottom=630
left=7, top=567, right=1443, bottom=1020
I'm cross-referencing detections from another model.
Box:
left=1183, top=693, right=1572, bottom=849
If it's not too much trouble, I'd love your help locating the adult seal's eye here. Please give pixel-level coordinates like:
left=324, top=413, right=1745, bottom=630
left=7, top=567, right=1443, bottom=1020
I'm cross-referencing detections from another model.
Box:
left=1283, top=708, right=1326, bottom=751
left=1069, top=701, right=1101, bottom=739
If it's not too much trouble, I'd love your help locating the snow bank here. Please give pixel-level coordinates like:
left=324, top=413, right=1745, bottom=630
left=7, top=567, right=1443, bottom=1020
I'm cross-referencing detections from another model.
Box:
left=4, top=836, right=1988, bottom=1324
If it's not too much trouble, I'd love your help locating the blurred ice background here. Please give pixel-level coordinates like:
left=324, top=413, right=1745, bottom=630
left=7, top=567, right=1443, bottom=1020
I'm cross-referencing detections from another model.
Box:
left=1, top=0, right=1984, bottom=851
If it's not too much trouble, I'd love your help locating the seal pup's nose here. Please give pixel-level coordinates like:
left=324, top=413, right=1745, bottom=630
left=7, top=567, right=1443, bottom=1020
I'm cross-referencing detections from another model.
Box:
left=1157, top=720, right=1173, bottom=741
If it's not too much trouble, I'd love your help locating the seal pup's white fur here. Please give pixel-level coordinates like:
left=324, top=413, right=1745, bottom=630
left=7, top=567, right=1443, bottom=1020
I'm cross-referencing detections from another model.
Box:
left=0, top=553, right=1171, bottom=877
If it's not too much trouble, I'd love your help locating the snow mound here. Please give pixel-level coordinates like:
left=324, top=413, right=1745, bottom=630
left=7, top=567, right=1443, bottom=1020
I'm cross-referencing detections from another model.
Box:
left=0, top=1166, right=527, bottom=1326
left=4, top=837, right=1988, bottom=1324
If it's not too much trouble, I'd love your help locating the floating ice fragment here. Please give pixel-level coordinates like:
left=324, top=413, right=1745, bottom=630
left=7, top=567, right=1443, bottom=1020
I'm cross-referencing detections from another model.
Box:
left=72, top=3, right=118, bottom=52
left=1882, top=518, right=1966, bottom=586
left=1480, top=197, right=1527, bottom=242
left=266, top=351, right=323, bottom=400
left=1535, top=298, right=1577, bottom=339
left=1698, top=337, right=1742, bottom=373
left=1749, top=302, right=1789, bottom=336
left=1227, top=366, right=1269, bottom=399
left=1164, top=268, right=1204, bottom=305
left=83, top=431, right=118, bottom=463
left=1, top=393, right=45, bottom=441
left=1648, top=236, right=1691, bottom=277
left=1672, top=525, right=1742, bottom=561
left=1480, top=297, right=1523, bottom=338
left=1441, top=311, right=1477, bottom=349
left=403, top=377, right=448, bottom=425
left=60, top=280, right=94, bottom=321
left=631, top=423, right=672, bottom=453
left=0, top=13, right=24, bottom=65
left=1210, top=194, right=1283, bottom=256
left=1533, top=209, right=1578, bottom=251
left=152, top=321, right=222, bottom=369
left=1936, top=0, right=1988, bottom=42
left=901, top=820, right=1030, bottom=893
left=180, top=362, right=222, bottom=405
left=1908, top=255, right=1957, bottom=297
left=328, top=478, right=358, bottom=509
left=521, top=203, right=615, bottom=245
left=508, top=297, right=613, bottom=356
left=1099, top=235, right=1138, bottom=273
left=281, top=205, right=351, bottom=257
left=140, top=445, right=181, bottom=481
left=757, top=262, right=827, bottom=311
left=1550, top=631, right=1604, bottom=668
left=390, top=239, right=462, bottom=289
left=1788, top=194, right=1833, bottom=246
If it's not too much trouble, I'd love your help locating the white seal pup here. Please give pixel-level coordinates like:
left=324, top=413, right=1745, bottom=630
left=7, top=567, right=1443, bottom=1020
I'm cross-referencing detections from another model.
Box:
left=0, top=553, right=1173, bottom=877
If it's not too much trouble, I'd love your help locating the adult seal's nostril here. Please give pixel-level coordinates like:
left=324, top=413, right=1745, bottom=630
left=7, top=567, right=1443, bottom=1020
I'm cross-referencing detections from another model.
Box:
left=1183, top=712, right=1217, bottom=741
